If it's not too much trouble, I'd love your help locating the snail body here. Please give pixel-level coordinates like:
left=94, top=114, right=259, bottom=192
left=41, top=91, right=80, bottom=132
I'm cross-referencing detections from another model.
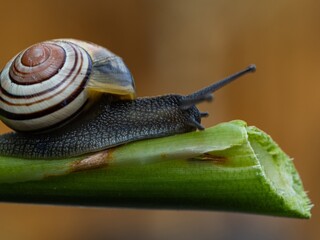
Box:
left=0, top=39, right=256, bottom=159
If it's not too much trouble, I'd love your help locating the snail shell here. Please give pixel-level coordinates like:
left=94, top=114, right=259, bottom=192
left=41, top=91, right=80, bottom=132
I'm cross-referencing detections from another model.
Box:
left=0, top=39, right=135, bottom=132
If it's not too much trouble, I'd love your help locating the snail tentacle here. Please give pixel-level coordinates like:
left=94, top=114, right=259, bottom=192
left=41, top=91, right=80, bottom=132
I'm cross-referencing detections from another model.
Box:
left=181, top=64, right=256, bottom=106
left=186, top=117, right=205, bottom=131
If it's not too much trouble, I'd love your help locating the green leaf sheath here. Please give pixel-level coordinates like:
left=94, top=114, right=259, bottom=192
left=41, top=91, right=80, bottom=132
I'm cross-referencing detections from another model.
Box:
left=0, top=121, right=312, bottom=218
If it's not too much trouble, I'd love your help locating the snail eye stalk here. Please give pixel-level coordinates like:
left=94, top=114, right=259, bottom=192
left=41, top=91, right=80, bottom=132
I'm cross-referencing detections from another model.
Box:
left=180, top=64, right=256, bottom=109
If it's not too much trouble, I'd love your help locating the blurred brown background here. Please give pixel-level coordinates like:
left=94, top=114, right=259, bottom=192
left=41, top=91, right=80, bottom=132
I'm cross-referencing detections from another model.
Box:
left=0, top=0, right=319, bottom=239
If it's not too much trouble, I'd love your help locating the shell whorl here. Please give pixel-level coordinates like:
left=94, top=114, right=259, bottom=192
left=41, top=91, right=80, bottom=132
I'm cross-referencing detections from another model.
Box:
left=0, top=40, right=92, bottom=132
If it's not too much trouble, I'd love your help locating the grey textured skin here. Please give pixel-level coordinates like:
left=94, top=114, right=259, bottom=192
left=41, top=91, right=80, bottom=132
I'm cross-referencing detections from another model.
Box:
left=0, top=95, right=200, bottom=159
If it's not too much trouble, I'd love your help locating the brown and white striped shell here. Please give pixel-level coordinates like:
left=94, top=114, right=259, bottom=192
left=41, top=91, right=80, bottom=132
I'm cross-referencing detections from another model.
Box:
left=0, top=39, right=136, bottom=132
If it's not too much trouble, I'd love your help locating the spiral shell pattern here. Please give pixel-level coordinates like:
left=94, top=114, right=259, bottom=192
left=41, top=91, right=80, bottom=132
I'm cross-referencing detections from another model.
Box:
left=0, top=40, right=92, bottom=132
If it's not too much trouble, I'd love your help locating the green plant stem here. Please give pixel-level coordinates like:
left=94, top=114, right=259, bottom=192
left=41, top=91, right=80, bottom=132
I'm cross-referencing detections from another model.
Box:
left=0, top=120, right=312, bottom=218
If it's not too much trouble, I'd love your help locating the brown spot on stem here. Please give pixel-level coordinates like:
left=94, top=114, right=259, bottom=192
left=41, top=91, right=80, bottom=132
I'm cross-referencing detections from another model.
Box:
left=71, top=150, right=112, bottom=172
left=191, top=153, right=228, bottom=164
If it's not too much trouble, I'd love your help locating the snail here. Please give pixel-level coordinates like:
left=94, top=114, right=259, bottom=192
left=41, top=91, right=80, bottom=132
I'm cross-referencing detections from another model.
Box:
left=0, top=39, right=256, bottom=159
